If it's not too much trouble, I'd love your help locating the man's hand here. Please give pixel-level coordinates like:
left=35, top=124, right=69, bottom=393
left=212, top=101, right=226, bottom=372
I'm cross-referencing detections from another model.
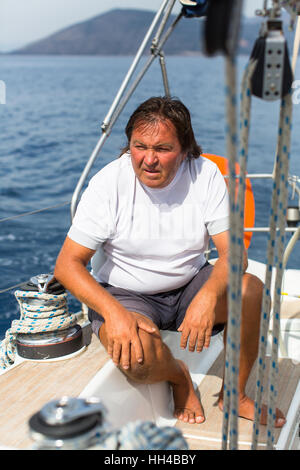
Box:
left=177, top=290, right=217, bottom=352
left=177, top=230, right=237, bottom=353
left=105, top=310, right=157, bottom=370
left=54, top=237, right=157, bottom=370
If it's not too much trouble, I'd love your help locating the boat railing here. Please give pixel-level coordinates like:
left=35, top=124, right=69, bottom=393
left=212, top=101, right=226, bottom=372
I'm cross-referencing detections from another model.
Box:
left=1, top=173, right=299, bottom=231
left=0, top=167, right=298, bottom=296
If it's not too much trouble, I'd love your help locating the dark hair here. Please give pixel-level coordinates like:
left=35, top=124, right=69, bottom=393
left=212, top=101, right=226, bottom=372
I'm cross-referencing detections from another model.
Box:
left=120, top=96, right=202, bottom=158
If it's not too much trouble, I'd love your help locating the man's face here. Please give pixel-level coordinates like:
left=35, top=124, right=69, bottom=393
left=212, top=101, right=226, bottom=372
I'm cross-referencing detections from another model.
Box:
left=130, top=119, right=187, bottom=189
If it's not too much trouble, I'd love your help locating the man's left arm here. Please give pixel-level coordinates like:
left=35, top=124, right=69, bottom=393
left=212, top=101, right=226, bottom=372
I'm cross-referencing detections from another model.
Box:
left=178, top=230, right=248, bottom=353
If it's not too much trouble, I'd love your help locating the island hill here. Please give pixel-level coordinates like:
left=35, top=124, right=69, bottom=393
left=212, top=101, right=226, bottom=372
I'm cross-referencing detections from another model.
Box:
left=10, top=8, right=293, bottom=56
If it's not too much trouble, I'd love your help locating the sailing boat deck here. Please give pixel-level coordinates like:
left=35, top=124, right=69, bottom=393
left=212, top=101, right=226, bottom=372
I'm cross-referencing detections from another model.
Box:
left=176, top=351, right=300, bottom=450
left=0, top=320, right=299, bottom=450
left=0, top=327, right=110, bottom=450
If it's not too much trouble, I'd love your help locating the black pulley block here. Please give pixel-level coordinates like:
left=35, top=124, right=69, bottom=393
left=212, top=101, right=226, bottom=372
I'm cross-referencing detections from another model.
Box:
left=250, top=20, right=293, bottom=101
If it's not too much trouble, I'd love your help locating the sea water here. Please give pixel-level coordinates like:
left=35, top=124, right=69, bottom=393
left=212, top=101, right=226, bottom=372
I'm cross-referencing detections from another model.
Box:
left=0, top=55, right=300, bottom=339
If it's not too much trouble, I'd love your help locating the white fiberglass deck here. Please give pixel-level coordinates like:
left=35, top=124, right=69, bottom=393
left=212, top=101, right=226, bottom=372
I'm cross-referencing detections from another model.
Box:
left=0, top=323, right=299, bottom=450
left=0, top=261, right=299, bottom=450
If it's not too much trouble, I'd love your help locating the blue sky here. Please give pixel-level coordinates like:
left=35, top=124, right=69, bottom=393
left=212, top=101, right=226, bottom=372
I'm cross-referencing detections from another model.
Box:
left=0, top=0, right=264, bottom=52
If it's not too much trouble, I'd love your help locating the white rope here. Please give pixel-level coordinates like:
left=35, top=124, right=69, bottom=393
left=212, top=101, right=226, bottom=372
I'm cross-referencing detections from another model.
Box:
left=291, top=15, right=300, bottom=72
left=267, top=93, right=292, bottom=447
left=251, top=92, right=293, bottom=450
left=0, top=290, right=80, bottom=370
left=221, top=57, right=258, bottom=450
left=279, top=1, right=300, bottom=29
left=251, top=6, right=297, bottom=447
left=222, top=48, right=293, bottom=450
left=221, top=56, right=239, bottom=450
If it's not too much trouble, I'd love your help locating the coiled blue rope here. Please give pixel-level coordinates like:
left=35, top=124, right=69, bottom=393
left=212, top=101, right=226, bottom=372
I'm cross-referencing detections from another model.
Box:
left=0, top=290, right=80, bottom=370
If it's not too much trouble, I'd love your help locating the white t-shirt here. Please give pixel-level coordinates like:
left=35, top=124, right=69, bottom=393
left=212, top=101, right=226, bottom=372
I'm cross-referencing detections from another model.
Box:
left=68, top=153, right=229, bottom=294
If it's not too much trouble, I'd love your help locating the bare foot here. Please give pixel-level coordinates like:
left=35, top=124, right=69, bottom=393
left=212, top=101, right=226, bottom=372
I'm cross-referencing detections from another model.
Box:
left=218, top=395, right=286, bottom=428
left=171, top=360, right=205, bottom=424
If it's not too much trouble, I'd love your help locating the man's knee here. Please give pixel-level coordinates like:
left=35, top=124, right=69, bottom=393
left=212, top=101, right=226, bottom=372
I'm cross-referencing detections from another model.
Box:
left=242, top=273, right=264, bottom=300
left=126, top=360, right=151, bottom=383
left=122, top=329, right=165, bottom=383
left=241, top=273, right=265, bottom=324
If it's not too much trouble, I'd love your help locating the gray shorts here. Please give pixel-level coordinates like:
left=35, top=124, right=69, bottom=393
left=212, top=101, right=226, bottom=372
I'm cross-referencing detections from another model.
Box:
left=88, top=262, right=225, bottom=338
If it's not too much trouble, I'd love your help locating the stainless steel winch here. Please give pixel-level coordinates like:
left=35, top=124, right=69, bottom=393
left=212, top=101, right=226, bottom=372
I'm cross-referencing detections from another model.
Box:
left=29, top=396, right=107, bottom=450
left=15, top=273, right=83, bottom=361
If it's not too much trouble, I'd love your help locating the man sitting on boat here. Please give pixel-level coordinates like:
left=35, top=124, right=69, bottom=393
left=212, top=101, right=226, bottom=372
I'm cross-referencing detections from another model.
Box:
left=54, top=96, right=285, bottom=427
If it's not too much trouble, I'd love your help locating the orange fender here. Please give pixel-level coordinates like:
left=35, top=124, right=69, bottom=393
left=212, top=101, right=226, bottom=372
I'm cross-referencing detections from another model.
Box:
left=202, top=153, right=255, bottom=249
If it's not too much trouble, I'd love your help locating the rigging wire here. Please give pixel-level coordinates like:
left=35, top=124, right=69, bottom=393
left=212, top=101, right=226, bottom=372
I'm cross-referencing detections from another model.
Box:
left=0, top=202, right=69, bottom=294
left=0, top=201, right=70, bottom=224
left=0, top=281, right=39, bottom=295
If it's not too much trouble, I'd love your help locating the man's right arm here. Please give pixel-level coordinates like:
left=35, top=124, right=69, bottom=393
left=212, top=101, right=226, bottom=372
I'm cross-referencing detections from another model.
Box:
left=54, top=237, right=156, bottom=369
left=54, top=236, right=121, bottom=319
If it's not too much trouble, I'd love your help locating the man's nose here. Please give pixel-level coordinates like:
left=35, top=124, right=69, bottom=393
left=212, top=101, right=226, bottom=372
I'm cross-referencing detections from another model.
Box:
left=144, top=149, right=158, bottom=166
